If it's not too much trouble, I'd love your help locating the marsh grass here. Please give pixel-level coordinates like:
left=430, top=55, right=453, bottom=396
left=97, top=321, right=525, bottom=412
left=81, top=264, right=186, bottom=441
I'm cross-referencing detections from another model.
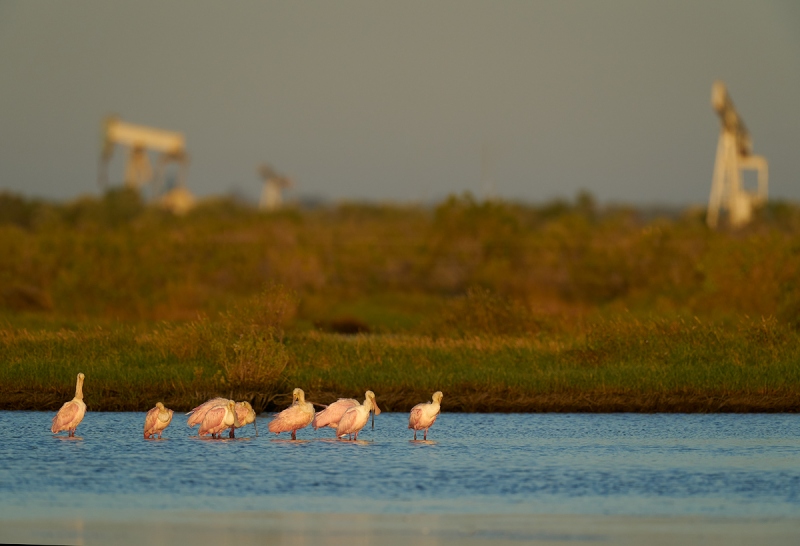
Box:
left=420, top=286, right=548, bottom=337
left=3, top=192, right=800, bottom=412
left=284, top=316, right=800, bottom=412
left=2, top=313, right=799, bottom=412
left=0, top=286, right=296, bottom=411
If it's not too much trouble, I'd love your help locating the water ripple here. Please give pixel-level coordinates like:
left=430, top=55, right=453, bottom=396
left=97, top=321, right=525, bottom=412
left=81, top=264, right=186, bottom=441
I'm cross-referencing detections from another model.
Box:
left=1, top=411, right=799, bottom=518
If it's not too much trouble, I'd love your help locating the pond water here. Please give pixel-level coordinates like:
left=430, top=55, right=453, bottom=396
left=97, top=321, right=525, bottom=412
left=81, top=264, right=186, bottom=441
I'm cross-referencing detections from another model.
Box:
left=1, top=411, right=799, bottom=521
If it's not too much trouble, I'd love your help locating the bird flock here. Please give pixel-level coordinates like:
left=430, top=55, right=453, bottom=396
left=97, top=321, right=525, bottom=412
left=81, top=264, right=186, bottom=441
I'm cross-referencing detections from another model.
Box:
left=51, top=373, right=444, bottom=441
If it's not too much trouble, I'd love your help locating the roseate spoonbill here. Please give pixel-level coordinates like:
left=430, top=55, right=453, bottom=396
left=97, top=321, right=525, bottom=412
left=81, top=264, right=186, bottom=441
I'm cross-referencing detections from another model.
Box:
left=51, top=373, right=86, bottom=437
left=186, top=397, right=229, bottom=428
left=268, top=388, right=315, bottom=440
left=144, top=402, right=174, bottom=439
left=198, top=400, right=241, bottom=438
left=336, top=391, right=381, bottom=440
left=408, top=391, right=443, bottom=440
left=231, top=401, right=257, bottom=438
left=187, top=398, right=257, bottom=437
left=312, top=398, right=359, bottom=430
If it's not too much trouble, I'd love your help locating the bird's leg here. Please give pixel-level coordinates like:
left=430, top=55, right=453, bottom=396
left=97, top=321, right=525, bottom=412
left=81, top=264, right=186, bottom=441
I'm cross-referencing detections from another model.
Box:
left=354, top=432, right=359, bottom=441
left=424, top=429, right=427, bottom=440
left=229, top=428, right=235, bottom=439
left=413, top=430, right=417, bottom=440
left=291, top=430, right=297, bottom=440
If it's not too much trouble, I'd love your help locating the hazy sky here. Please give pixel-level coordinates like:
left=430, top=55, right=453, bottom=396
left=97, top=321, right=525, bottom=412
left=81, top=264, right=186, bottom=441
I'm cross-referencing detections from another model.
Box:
left=1, top=1, right=798, bottom=206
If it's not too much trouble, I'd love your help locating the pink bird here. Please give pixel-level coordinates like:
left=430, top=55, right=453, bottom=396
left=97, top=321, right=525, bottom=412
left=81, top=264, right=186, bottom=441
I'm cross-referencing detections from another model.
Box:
left=408, top=391, right=443, bottom=440
left=230, top=401, right=258, bottom=438
left=51, top=373, right=86, bottom=437
left=336, top=391, right=381, bottom=440
left=143, top=402, right=174, bottom=439
left=312, top=398, right=359, bottom=430
left=268, top=388, right=315, bottom=440
left=187, top=398, right=258, bottom=437
left=198, top=400, right=241, bottom=438
left=186, top=397, right=229, bottom=428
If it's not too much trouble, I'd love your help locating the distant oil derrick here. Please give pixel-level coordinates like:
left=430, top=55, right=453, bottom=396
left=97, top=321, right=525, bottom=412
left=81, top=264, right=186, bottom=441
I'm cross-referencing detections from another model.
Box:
left=99, top=116, right=194, bottom=215
left=258, top=163, right=293, bottom=211
left=706, top=81, right=768, bottom=229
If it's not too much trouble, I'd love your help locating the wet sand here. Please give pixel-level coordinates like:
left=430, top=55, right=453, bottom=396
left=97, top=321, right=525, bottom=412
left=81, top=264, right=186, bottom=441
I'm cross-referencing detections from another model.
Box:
left=2, top=512, right=799, bottom=546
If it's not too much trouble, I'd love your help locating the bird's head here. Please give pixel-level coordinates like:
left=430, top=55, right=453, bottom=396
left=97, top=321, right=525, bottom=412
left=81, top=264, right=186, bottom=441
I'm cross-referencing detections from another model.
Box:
left=236, top=402, right=256, bottom=425
left=228, top=400, right=241, bottom=428
left=238, top=401, right=258, bottom=436
left=365, top=390, right=381, bottom=415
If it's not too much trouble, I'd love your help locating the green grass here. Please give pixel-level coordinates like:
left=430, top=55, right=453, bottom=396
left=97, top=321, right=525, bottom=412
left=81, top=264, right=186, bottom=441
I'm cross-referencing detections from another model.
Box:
left=3, top=191, right=800, bottom=413
left=284, top=317, right=800, bottom=412
left=3, top=313, right=799, bottom=413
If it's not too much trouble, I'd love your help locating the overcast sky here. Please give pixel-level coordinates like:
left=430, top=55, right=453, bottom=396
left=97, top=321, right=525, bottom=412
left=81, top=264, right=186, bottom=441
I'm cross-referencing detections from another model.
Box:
left=1, top=1, right=798, bottom=206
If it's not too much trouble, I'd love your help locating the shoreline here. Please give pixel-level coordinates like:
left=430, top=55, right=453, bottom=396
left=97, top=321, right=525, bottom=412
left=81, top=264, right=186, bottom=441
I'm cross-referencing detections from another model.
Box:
left=2, top=390, right=799, bottom=413
left=2, top=511, right=799, bottom=546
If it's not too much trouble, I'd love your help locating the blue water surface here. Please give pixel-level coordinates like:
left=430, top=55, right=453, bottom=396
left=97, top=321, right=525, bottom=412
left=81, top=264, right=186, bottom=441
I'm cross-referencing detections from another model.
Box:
left=1, top=411, right=799, bottom=519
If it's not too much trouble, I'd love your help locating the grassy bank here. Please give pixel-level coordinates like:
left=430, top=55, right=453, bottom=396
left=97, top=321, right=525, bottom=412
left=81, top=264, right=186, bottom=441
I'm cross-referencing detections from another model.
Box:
left=2, top=191, right=800, bottom=413
left=3, top=312, right=799, bottom=413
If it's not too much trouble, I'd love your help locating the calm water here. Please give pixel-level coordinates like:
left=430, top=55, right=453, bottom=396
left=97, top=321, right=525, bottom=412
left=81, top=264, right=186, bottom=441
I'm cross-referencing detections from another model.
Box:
left=1, top=411, right=799, bottom=520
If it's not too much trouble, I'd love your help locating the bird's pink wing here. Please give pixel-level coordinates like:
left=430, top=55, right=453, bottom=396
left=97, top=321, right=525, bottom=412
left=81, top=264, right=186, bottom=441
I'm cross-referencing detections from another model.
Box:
left=198, top=407, right=226, bottom=436
left=187, top=398, right=227, bottom=427
left=188, top=397, right=227, bottom=413
left=336, top=407, right=359, bottom=436
left=312, top=399, right=358, bottom=429
left=143, top=407, right=158, bottom=435
left=311, top=409, right=331, bottom=429
left=52, top=402, right=79, bottom=433
left=408, top=404, right=424, bottom=429
left=269, top=405, right=312, bottom=434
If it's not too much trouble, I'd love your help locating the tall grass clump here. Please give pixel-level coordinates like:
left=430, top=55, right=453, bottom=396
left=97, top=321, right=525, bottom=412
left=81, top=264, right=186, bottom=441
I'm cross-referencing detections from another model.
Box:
left=0, top=284, right=298, bottom=411
left=155, top=284, right=296, bottom=392
left=213, top=284, right=295, bottom=390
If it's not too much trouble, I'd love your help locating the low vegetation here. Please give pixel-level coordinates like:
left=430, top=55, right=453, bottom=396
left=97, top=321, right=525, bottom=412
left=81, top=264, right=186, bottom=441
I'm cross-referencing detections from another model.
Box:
left=2, top=189, right=800, bottom=412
